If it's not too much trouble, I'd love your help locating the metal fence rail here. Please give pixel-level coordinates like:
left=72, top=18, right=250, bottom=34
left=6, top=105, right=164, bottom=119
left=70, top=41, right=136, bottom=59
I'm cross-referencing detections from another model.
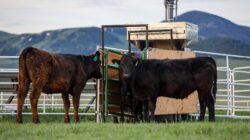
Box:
left=194, top=51, right=250, bottom=118
left=0, top=82, right=97, bottom=115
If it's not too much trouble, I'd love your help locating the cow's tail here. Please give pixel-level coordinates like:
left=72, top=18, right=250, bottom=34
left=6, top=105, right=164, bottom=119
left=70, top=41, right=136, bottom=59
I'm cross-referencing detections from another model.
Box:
left=17, top=47, right=33, bottom=123
left=211, top=58, right=217, bottom=102
left=17, top=47, right=32, bottom=95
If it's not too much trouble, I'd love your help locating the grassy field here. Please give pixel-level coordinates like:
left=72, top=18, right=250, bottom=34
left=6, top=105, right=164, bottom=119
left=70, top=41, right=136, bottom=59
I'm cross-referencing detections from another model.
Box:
left=0, top=115, right=249, bottom=140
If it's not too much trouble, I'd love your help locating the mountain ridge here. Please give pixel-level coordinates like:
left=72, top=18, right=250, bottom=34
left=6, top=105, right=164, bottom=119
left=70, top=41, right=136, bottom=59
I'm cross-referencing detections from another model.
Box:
left=177, top=10, right=250, bottom=43
left=0, top=10, right=250, bottom=56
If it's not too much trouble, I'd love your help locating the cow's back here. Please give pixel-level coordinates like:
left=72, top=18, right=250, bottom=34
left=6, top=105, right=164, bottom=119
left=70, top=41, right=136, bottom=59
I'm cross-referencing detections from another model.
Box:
left=132, top=57, right=216, bottom=100
left=21, top=47, right=85, bottom=93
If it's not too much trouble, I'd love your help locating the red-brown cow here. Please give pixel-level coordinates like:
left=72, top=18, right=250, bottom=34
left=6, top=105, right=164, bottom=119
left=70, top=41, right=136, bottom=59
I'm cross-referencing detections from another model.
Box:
left=16, top=47, right=101, bottom=123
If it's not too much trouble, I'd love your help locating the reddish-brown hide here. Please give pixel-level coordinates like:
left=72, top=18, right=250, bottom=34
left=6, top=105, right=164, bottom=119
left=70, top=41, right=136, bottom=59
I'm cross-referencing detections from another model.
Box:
left=16, top=47, right=101, bottom=123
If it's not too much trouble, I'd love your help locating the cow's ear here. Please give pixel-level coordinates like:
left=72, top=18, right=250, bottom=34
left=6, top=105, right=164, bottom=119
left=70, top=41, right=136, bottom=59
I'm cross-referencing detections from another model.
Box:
left=112, top=59, right=120, bottom=65
left=96, top=51, right=100, bottom=56
left=93, top=51, right=100, bottom=62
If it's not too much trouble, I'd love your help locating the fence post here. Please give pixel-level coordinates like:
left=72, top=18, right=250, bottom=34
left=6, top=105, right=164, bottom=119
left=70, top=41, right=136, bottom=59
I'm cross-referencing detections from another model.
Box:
left=230, top=70, right=235, bottom=116
left=1, top=92, right=3, bottom=105
left=96, top=80, right=100, bottom=123
left=52, top=95, right=54, bottom=111
left=226, top=56, right=232, bottom=116
left=43, top=95, right=46, bottom=113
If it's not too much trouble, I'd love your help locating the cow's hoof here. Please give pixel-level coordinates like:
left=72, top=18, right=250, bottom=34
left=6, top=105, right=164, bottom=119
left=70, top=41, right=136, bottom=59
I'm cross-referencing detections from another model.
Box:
left=74, top=118, right=80, bottom=123
left=120, top=117, right=125, bottom=123
left=16, top=119, right=23, bottom=124
left=64, top=119, right=70, bottom=123
left=209, top=119, right=215, bottom=122
left=32, top=119, right=40, bottom=124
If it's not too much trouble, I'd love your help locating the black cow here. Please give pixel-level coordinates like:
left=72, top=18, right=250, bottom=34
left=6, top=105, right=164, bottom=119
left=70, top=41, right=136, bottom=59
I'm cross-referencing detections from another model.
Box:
left=113, top=54, right=140, bottom=122
left=113, top=54, right=143, bottom=122
left=118, top=54, right=217, bottom=122
left=16, top=47, right=102, bottom=123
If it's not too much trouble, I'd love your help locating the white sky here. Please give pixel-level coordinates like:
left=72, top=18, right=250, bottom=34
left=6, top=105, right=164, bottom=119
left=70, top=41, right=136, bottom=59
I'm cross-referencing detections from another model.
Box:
left=0, top=0, right=249, bottom=34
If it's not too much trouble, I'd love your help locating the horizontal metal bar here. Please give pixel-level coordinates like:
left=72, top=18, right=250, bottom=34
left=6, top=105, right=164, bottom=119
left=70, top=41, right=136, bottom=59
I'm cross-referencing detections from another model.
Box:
left=234, top=100, right=250, bottom=103
left=234, top=90, right=250, bottom=93
left=218, top=79, right=228, bottom=82
left=234, top=66, right=250, bottom=70
left=217, top=82, right=250, bottom=86
left=0, top=82, right=18, bottom=85
left=0, top=112, right=96, bottom=115
left=234, top=79, right=250, bottom=83
left=0, top=69, right=18, bottom=72
left=217, top=95, right=250, bottom=98
left=0, top=82, right=96, bottom=85
left=0, top=104, right=95, bottom=107
left=128, top=29, right=172, bottom=34
left=0, top=56, right=19, bottom=59
left=233, top=70, right=250, bottom=74
left=0, top=93, right=96, bottom=96
left=101, top=46, right=141, bottom=54
left=191, top=114, right=250, bottom=119
left=194, top=50, right=250, bottom=59
left=102, top=24, right=148, bottom=28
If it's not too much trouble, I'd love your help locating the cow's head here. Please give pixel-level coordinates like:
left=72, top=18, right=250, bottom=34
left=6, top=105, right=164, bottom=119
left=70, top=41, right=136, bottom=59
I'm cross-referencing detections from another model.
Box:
left=90, top=51, right=102, bottom=79
left=113, top=53, right=139, bottom=79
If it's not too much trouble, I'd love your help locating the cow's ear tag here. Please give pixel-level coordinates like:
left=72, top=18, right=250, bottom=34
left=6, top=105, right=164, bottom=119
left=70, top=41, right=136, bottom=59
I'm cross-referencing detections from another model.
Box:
left=93, top=55, right=98, bottom=62
left=113, top=61, right=119, bottom=68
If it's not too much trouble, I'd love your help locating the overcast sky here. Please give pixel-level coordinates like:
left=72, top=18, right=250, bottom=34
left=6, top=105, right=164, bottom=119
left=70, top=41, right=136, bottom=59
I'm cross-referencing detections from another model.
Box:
left=1, top=0, right=249, bottom=34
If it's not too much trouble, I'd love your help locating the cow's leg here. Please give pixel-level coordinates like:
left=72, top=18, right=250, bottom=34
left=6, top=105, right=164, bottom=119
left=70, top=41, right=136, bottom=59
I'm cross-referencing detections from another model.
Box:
left=148, top=99, right=156, bottom=122
left=61, top=93, right=70, bottom=123
left=72, top=93, right=81, bottom=122
left=16, top=80, right=30, bottom=123
left=132, top=99, right=141, bottom=122
left=120, top=86, right=127, bottom=123
left=207, top=94, right=215, bottom=122
left=198, top=93, right=207, bottom=121
left=143, top=101, right=150, bottom=122
left=29, top=85, right=42, bottom=123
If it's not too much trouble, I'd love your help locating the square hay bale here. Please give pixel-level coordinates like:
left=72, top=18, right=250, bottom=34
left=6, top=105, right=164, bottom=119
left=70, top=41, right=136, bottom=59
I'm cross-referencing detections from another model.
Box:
left=147, top=48, right=198, bottom=115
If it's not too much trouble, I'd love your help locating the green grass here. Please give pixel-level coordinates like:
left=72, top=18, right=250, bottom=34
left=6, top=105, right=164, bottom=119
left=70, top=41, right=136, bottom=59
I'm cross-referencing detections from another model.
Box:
left=0, top=115, right=249, bottom=140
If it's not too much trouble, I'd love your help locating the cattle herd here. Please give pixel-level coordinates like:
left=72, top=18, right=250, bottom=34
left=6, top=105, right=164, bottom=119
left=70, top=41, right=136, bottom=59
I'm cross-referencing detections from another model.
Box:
left=16, top=47, right=217, bottom=123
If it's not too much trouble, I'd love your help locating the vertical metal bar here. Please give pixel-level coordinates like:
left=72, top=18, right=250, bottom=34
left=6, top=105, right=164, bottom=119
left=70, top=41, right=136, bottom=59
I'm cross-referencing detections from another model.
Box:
left=96, top=79, right=100, bottom=123
left=170, top=29, right=173, bottom=46
left=175, top=0, right=178, bottom=19
left=43, top=95, right=46, bottom=113
left=231, top=71, right=235, bottom=116
left=128, top=31, right=131, bottom=54
left=104, top=50, right=109, bottom=117
left=101, top=26, right=105, bottom=121
left=1, top=92, right=3, bottom=105
left=146, top=25, right=149, bottom=49
left=52, top=95, right=54, bottom=111
left=226, top=56, right=231, bottom=116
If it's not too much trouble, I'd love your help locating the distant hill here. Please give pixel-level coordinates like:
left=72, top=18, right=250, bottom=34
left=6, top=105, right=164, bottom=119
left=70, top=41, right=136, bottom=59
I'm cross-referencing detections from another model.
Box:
left=177, top=11, right=250, bottom=43
left=0, top=27, right=127, bottom=55
left=1, top=10, right=250, bottom=56
left=0, top=31, right=16, bottom=41
left=192, top=37, right=250, bottom=56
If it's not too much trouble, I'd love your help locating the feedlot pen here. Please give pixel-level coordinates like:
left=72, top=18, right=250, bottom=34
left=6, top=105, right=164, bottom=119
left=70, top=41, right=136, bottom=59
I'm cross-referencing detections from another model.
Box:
left=1, top=51, right=250, bottom=120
